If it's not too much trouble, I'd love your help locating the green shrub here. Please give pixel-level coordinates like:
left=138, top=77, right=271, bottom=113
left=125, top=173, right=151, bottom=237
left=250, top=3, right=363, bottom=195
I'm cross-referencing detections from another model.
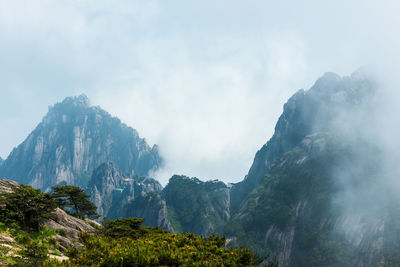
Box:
left=45, top=230, right=256, bottom=266
left=0, top=185, right=57, bottom=231
left=52, top=185, right=99, bottom=219
left=102, top=217, right=146, bottom=238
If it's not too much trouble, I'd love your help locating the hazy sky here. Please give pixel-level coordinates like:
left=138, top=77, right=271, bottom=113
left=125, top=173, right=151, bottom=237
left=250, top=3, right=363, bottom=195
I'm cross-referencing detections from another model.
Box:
left=0, top=0, right=399, bottom=185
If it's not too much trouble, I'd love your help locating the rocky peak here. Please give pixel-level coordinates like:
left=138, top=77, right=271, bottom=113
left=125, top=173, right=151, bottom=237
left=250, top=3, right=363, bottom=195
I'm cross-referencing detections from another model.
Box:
left=309, top=72, right=342, bottom=95
left=87, top=162, right=163, bottom=220
left=230, top=71, right=376, bottom=212
left=0, top=95, right=162, bottom=192
left=60, top=94, right=90, bottom=107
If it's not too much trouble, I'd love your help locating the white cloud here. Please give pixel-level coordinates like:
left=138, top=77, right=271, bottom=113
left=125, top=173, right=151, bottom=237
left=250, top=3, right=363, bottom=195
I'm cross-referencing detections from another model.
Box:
left=1, top=0, right=400, bottom=185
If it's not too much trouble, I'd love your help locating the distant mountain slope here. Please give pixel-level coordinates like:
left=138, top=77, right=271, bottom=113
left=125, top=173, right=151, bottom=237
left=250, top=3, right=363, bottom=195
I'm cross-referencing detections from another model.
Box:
left=0, top=95, right=162, bottom=191
left=86, top=164, right=227, bottom=235
left=230, top=71, right=374, bottom=212
left=216, top=71, right=400, bottom=266
left=163, top=175, right=230, bottom=236
left=86, top=162, right=171, bottom=233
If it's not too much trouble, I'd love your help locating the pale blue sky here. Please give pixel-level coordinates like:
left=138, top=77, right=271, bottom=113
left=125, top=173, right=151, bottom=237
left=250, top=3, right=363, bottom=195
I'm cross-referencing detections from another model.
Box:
left=0, top=0, right=399, bottom=184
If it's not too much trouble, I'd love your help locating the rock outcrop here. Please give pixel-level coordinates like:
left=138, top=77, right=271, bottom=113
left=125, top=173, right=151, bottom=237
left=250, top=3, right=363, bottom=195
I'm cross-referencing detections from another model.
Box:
left=0, top=179, right=19, bottom=194
left=43, top=208, right=97, bottom=240
left=87, top=162, right=125, bottom=218
left=0, top=94, right=162, bottom=192
left=0, top=178, right=97, bottom=257
left=87, top=162, right=174, bottom=232
left=123, top=191, right=174, bottom=232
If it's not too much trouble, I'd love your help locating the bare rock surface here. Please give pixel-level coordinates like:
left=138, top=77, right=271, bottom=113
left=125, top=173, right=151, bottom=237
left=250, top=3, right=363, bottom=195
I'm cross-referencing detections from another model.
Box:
left=0, top=95, right=163, bottom=192
left=0, top=179, right=19, bottom=194
left=43, top=208, right=97, bottom=239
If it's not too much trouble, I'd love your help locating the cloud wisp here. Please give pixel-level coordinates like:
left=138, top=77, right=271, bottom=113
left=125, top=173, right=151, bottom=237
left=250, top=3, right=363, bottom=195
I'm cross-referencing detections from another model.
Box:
left=1, top=1, right=400, bottom=184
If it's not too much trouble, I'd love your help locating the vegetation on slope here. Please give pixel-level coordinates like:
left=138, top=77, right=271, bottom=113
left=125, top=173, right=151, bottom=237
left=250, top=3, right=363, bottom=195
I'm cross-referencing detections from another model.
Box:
left=220, top=141, right=352, bottom=259
left=0, top=185, right=58, bottom=231
left=0, top=182, right=265, bottom=266
left=45, top=224, right=258, bottom=266
left=52, top=185, right=99, bottom=219
left=163, top=175, right=230, bottom=235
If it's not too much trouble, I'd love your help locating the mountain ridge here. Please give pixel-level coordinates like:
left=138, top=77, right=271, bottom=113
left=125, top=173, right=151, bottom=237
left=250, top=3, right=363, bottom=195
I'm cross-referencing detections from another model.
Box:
left=0, top=94, right=162, bottom=192
left=2, top=70, right=396, bottom=266
left=229, top=71, right=375, bottom=213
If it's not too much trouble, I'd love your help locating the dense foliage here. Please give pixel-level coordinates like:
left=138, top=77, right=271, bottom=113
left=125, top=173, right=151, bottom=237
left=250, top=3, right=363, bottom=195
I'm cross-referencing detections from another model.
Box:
left=163, top=175, right=229, bottom=234
left=45, top=227, right=257, bottom=266
left=0, top=185, right=57, bottom=231
left=0, top=185, right=262, bottom=267
left=102, top=217, right=167, bottom=239
left=0, top=221, right=67, bottom=267
left=52, top=185, right=99, bottom=219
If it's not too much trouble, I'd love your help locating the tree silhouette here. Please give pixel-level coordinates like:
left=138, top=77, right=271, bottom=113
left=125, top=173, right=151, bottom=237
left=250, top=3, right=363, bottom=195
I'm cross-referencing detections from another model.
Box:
left=52, top=185, right=99, bottom=219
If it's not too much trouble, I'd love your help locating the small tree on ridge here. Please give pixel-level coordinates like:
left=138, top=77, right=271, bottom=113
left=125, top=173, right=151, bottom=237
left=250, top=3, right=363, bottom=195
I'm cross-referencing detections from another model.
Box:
left=52, top=185, right=99, bottom=219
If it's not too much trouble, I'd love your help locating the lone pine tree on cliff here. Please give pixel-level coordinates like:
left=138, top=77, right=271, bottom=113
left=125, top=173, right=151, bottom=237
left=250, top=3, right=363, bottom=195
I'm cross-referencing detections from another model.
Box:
left=52, top=185, right=99, bottom=219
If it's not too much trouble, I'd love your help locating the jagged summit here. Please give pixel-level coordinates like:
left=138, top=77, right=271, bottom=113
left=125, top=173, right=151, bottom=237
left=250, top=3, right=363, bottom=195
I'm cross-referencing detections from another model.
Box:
left=60, top=94, right=90, bottom=107
left=46, top=94, right=91, bottom=117
left=230, top=71, right=375, bottom=212
left=0, top=95, right=162, bottom=192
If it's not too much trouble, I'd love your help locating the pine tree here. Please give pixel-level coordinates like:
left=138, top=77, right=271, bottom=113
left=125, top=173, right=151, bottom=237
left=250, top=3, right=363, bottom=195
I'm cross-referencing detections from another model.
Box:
left=52, top=185, right=99, bottom=219
left=0, top=185, right=57, bottom=231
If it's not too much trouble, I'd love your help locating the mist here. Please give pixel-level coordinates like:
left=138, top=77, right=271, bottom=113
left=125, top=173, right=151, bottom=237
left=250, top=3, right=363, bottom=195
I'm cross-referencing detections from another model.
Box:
left=302, top=68, right=400, bottom=256
left=1, top=1, right=400, bottom=185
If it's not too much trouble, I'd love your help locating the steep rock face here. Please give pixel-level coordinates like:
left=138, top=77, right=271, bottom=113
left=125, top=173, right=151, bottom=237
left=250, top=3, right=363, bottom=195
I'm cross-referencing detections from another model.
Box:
left=230, top=71, right=374, bottom=212
left=43, top=208, right=97, bottom=240
left=87, top=162, right=173, bottom=232
left=123, top=192, right=174, bottom=232
left=220, top=71, right=400, bottom=266
left=87, top=162, right=125, bottom=218
left=0, top=157, right=3, bottom=167
left=0, top=179, right=19, bottom=193
left=0, top=95, right=162, bottom=191
left=223, top=133, right=396, bottom=267
left=163, top=175, right=230, bottom=236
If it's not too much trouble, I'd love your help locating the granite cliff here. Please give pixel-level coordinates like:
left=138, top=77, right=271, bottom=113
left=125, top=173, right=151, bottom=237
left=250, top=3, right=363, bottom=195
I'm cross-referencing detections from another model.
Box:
left=217, top=71, right=400, bottom=266
left=0, top=95, right=162, bottom=192
left=86, top=162, right=173, bottom=232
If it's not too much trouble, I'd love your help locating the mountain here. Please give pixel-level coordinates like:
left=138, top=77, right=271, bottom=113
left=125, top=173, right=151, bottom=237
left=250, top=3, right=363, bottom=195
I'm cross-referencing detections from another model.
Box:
left=0, top=95, right=162, bottom=191
left=216, top=71, right=400, bottom=266
left=87, top=162, right=173, bottom=232
left=2, top=71, right=397, bottom=266
left=163, top=175, right=230, bottom=236
left=229, top=72, right=374, bottom=213
left=0, top=178, right=257, bottom=267
left=86, top=164, right=228, bottom=235
left=0, top=156, right=3, bottom=167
